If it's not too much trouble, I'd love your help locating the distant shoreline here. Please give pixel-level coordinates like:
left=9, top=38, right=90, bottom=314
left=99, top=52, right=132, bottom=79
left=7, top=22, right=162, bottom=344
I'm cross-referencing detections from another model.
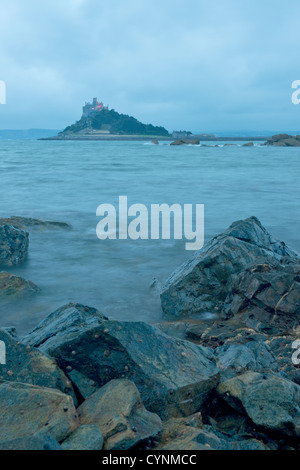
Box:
left=39, top=135, right=269, bottom=142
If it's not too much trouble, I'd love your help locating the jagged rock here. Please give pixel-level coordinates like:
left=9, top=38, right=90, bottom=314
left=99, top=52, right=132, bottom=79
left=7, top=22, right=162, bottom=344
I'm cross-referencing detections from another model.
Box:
left=23, top=303, right=219, bottom=420
left=223, top=263, right=300, bottom=335
left=0, top=216, right=71, bottom=231
left=0, top=436, right=61, bottom=450
left=170, top=139, right=200, bottom=146
left=0, top=382, right=79, bottom=442
left=61, top=424, right=103, bottom=450
left=217, top=372, right=300, bottom=437
left=0, top=272, right=40, bottom=297
left=77, top=380, right=162, bottom=450
left=265, top=134, right=300, bottom=147
left=215, top=341, right=279, bottom=381
left=0, top=329, right=76, bottom=403
left=0, top=224, right=29, bottom=266
left=161, top=217, right=298, bottom=320
left=243, top=142, right=254, bottom=147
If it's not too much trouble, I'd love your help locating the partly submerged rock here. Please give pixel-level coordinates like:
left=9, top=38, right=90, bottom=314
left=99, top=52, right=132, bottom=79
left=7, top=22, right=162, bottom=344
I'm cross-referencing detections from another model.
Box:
left=0, top=216, right=71, bottom=231
left=0, top=224, right=29, bottom=266
left=0, top=329, right=76, bottom=403
left=61, top=424, right=103, bottom=451
left=170, top=139, right=200, bottom=146
left=23, top=303, right=219, bottom=420
left=217, top=372, right=300, bottom=438
left=161, top=217, right=298, bottom=320
left=78, top=379, right=162, bottom=450
left=264, top=134, right=300, bottom=147
left=0, top=272, right=40, bottom=297
left=0, top=381, right=79, bottom=443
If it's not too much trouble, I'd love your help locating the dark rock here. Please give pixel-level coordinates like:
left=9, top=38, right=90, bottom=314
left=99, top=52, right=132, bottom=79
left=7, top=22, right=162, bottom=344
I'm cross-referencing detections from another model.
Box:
left=243, top=142, right=254, bottom=147
left=217, top=372, right=300, bottom=437
left=0, top=216, right=71, bottom=231
left=0, top=381, right=79, bottom=442
left=0, top=329, right=76, bottom=403
left=78, top=379, right=162, bottom=450
left=161, top=217, right=298, bottom=320
left=265, top=134, right=300, bottom=147
left=0, top=271, right=40, bottom=297
left=23, top=303, right=219, bottom=420
left=151, top=140, right=159, bottom=145
left=223, top=263, right=300, bottom=335
left=61, top=424, right=103, bottom=450
left=0, top=224, right=29, bottom=266
left=215, top=341, right=279, bottom=381
left=0, top=435, right=61, bottom=450
left=170, top=139, right=200, bottom=146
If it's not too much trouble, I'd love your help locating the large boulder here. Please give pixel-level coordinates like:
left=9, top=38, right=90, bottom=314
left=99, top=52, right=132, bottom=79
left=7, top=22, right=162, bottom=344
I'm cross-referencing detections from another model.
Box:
left=0, top=381, right=79, bottom=443
left=23, top=303, right=220, bottom=420
left=0, top=224, right=29, bottom=266
left=78, top=379, right=162, bottom=450
left=0, top=329, right=76, bottom=403
left=217, top=372, right=300, bottom=438
left=0, top=272, right=40, bottom=297
left=223, top=263, right=300, bottom=335
left=161, top=217, right=298, bottom=320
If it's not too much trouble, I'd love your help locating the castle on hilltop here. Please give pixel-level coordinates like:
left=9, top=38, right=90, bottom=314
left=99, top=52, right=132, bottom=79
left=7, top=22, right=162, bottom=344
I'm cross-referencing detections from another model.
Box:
left=82, top=98, right=108, bottom=118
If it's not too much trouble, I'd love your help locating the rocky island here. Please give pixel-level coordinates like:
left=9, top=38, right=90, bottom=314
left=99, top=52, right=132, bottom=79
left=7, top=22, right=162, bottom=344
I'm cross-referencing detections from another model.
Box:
left=41, top=98, right=171, bottom=141
left=0, top=215, right=300, bottom=450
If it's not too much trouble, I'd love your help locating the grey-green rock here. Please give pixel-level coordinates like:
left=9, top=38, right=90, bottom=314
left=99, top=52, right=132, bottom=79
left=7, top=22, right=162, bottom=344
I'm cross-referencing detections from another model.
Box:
left=78, top=379, right=162, bottom=450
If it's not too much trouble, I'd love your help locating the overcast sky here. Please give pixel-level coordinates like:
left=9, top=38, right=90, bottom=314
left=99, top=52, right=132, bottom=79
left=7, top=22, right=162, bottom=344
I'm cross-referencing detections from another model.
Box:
left=0, top=0, right=300, bottom=133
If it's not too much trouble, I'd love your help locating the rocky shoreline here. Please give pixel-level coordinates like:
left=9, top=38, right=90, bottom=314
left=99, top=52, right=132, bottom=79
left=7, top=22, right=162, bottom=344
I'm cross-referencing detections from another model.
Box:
left=0, top=216, right=300, bottom=450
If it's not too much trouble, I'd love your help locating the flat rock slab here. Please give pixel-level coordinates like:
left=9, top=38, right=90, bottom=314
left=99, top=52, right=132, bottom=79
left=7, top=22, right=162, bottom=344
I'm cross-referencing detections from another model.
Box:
left=0, top=216, right=71, bottom=231
left=78, top=379, right=162, bottom=450
left=0, top=271, right=40, bottom=297
left=161, top=217, right=298, bottom=320
left=217, top=372, right=300, bottom=437
left=0, top=381, right=79, bottom=443
left=0, top=224, right=29, bottom=266
left=23, top=303, right=219, bottom=420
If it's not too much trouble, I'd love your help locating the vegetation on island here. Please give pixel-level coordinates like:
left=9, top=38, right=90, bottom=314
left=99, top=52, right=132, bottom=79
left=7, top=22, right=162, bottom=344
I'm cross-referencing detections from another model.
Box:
left=62, top=108, right=170, bottom=137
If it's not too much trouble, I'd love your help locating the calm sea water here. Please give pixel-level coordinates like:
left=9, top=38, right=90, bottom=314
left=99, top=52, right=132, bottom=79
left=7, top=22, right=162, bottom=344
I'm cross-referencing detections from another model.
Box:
left=0, top=140, right=299, bottom=334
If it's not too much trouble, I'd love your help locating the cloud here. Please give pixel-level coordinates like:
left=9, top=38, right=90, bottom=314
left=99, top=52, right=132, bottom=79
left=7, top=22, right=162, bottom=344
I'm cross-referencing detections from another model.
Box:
left=0, top=0, right=300, bottom=132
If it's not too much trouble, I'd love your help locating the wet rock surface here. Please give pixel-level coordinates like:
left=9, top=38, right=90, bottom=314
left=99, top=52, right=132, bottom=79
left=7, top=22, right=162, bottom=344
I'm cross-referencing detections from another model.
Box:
left=161, top=217, right=297, bottom=320
left=0, top=271, right=40, bottom=297
left=0, top=216, right=300, bottom=450
left=23, top=304, right=220, bottom=420
left=0, top=224, right=29, bottom=266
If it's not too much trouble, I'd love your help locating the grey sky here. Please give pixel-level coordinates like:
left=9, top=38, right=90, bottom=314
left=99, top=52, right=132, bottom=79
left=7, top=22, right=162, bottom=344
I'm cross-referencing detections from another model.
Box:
left=0, top=0, right=300, bottom=132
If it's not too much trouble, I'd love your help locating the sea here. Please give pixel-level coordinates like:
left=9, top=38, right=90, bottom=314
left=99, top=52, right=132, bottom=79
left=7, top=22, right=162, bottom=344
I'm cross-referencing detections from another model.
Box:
left=0, top=139, right=299, bottom=334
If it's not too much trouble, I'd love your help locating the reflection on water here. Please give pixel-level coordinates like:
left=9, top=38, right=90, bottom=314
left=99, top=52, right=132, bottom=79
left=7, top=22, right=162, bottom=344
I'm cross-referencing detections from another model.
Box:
left=0, top=140, right=299, bottom=334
